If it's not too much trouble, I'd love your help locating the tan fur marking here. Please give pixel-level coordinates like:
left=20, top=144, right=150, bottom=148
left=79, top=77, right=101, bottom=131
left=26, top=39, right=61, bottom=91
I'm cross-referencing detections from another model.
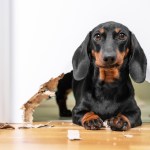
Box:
left=99, top=68, right=105, bottom=81
left=92, top=48, right=129, bottom=83
left=117, top=113, right=131, bottom=129
left=81, top=112, right=100, bottom=126
left=116, top=48, right=129, bottom=66
left=115, top=28, right=121, bottom=33
left=92, top=50, right=103, bottom=66
left=99, top=28, right=105, bottom=34
left=99, top=68, right=119, bottom=83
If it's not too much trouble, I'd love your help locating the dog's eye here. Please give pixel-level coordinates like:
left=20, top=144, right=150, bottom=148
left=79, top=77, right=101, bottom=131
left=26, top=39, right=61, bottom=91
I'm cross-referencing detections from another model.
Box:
left=118, top=33, right=126, bottom=40
left=94, top=33, right=101, bottom=41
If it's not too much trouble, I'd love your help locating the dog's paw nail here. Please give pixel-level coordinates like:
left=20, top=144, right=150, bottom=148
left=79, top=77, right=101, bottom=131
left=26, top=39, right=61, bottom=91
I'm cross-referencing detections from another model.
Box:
left=122, top=122, right=128, bottom=131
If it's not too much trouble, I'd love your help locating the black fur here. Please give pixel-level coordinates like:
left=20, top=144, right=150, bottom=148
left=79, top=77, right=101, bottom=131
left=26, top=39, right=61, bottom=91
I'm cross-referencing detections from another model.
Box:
left=71, top=21, right=147, bottom=130
left=55, top=71, right=72, bottom=117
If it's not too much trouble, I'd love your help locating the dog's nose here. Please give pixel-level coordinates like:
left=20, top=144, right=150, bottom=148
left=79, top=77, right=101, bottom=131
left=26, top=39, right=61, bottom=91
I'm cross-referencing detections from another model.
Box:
left=103, top=56, right=116, bottom=64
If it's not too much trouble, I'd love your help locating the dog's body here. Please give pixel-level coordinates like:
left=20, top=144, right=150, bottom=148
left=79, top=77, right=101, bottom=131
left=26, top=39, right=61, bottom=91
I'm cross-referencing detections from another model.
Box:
left=56, top=71, right=72, bottom=117
left=56, top=21, right=147, bottom=131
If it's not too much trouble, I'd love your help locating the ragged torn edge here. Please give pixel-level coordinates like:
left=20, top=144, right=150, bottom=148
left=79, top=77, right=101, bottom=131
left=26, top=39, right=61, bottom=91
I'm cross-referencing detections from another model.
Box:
left=21, top=73, right=64, bottom=123
left=67, top=130, right=81, bottom=140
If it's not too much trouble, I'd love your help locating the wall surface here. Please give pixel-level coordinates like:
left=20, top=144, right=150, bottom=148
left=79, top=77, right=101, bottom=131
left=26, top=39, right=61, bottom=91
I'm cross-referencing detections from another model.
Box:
left=0, top=0, right=11, bottom=122
left=1, top=0, right=150, bottom=122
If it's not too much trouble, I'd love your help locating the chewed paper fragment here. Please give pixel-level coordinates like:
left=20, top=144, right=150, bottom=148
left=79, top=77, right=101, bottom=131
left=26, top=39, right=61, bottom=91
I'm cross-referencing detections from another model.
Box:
left=67, top=130, right=81, bottom=140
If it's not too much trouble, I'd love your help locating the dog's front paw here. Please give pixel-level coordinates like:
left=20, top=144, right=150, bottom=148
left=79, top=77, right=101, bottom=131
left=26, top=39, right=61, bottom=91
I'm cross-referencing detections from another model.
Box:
left=108, top=114, right=131, bottom=131
left=81, top=112, right=103, bottom=130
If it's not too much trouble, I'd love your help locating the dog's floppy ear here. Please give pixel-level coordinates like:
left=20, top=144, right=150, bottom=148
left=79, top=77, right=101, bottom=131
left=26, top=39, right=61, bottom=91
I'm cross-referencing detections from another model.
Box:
left=129, top=33, right=147, bottom=83
left=72, top=32, right=91, bottom=81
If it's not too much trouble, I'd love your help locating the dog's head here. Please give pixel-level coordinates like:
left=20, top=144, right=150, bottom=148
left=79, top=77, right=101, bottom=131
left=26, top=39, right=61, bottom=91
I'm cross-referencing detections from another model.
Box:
left=72, top=21, right=147, bottom=83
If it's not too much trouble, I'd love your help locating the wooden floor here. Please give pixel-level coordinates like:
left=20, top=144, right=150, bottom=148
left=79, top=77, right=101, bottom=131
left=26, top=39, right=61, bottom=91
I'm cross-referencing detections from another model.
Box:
left=0, top=121, right=150, bottom=150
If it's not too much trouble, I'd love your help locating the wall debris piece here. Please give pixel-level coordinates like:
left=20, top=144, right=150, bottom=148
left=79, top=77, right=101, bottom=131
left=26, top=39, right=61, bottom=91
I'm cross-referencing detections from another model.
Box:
left=18, top=123, right=54, bottom=129
left=0, top=123, right=15, bottom=129
left=21, top=73, right=64, bottom=123
left=67, top=130, right=81, bottom=140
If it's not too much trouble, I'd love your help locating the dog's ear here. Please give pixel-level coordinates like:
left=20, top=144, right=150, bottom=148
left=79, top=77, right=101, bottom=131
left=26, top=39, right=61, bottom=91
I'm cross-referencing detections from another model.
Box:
left=129, top=33, right=147, bottom=83
left=72, top=32, right=91, bottom=81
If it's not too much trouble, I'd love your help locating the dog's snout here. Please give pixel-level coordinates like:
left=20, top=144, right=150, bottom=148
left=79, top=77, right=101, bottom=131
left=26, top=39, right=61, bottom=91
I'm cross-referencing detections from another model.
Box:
left=103, top=55, right=116, bottom=64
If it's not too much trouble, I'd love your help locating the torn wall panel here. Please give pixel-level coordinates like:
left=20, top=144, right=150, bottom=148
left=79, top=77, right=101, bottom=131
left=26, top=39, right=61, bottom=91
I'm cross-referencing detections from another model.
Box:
left=21, top=73, right=64, bottom=123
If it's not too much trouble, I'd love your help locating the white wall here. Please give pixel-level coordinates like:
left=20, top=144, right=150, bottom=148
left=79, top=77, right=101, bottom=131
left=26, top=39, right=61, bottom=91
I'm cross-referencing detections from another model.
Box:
left=0, top=0, right=11, bottom=122
left=1, top=0, right=150, bottom=122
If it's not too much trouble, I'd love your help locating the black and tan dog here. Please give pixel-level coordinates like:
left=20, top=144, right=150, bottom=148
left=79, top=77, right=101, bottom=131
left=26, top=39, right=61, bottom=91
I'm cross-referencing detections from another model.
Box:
left=56, top=21, right=147, bottom=131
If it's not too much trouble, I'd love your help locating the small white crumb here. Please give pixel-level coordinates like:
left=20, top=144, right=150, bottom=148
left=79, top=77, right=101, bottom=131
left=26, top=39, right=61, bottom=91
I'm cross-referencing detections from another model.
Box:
left=124, top=134, right=133, bottom=138
left=67, top=130, right=81, bottom=140
left=103, top=121, right=108, bottom=127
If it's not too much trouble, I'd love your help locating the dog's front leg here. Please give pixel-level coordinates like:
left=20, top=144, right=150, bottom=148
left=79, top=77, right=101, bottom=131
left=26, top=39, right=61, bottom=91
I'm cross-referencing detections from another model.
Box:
left=81, top=112, right=103, bottom=130
left=107, top=113, right=131, bottom=131
left=107, top=98, right=142, bottom=131
left=73, top=108, right=103, bottom=130
left=108, top=109, right=142, bottom=131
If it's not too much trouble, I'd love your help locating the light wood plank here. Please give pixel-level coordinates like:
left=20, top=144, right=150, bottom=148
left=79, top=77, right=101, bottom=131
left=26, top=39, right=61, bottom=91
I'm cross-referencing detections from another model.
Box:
left=0, top=121, right=150, bottom=150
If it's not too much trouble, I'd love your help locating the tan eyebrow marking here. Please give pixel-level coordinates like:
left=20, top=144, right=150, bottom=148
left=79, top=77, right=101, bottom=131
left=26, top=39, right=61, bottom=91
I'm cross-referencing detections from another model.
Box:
left=115, top=28, right=121, bottom=33
left=99, top=28, right=105, bottom=34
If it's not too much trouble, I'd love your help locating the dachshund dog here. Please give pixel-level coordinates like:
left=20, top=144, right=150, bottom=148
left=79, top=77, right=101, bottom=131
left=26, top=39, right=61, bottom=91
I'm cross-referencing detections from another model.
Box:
left=56, top=21, right=147, bottom=131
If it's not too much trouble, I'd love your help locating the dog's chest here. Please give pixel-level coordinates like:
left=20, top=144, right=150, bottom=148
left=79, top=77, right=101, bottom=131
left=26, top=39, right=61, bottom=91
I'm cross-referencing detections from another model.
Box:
left=91, top=97, right=120, bottom=119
